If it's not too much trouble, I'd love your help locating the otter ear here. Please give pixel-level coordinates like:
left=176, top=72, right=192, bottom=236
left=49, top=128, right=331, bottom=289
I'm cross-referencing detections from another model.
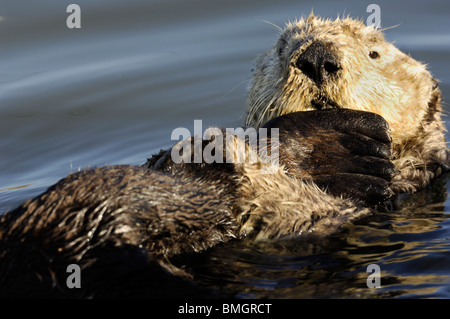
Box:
left=432, top=78, right=439, bottom=91
left=428, top=77, right=442, bottom=115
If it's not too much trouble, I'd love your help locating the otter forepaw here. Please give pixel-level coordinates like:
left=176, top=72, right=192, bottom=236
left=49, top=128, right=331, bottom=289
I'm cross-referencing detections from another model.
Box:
left=314, top=173, right=394, bottom=206
left=262, top=108, right=396, bottom=205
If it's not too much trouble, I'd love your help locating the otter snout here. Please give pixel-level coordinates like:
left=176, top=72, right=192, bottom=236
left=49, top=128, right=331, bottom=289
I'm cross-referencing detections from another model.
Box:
left=295, top=41, right=340, bottom=86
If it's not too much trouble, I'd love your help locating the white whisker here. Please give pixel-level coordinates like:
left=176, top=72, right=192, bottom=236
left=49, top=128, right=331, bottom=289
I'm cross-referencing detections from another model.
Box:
left=222, top=78, right=253, bottom=98
left=260, top=19, right=282, bottom=32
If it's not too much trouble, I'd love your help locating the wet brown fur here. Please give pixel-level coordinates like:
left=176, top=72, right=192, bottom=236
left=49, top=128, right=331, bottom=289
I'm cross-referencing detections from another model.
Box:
left=0, top=165, right=240, bottom=297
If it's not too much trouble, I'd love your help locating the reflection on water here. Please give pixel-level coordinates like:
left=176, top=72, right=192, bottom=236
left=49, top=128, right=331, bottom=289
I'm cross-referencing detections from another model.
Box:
left=181, top=174, right=450, bottom=298
left=1, top=0, right=450, bottom=298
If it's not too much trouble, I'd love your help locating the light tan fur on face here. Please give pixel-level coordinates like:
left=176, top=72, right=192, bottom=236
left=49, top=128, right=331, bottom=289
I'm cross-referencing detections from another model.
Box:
left=246, top=14, right=449, bottom=194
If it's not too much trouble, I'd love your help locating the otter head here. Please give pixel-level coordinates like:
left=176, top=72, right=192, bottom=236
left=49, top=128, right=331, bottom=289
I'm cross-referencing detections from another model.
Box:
left=246, top=14, right=442, bottom=144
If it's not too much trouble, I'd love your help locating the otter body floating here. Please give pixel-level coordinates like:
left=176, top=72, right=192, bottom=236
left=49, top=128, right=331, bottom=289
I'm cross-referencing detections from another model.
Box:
left=1, top=15, right=449, bottom=297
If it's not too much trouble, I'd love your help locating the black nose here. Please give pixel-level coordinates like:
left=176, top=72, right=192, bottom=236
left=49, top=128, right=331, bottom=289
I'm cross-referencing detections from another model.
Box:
left=295, top=41, right=340, bottom=86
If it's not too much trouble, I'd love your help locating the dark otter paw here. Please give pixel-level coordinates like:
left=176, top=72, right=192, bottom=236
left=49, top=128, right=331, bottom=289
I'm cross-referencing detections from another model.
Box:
left=144, top=129, right=241, bottom=186
left=262, top=108, right=396, bottom=205
left=313, top=173, right=394, bottom=206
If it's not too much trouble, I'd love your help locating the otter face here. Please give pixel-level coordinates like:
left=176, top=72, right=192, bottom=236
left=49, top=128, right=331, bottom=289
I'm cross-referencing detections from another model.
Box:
left=246, top=15, right=441, bottom=143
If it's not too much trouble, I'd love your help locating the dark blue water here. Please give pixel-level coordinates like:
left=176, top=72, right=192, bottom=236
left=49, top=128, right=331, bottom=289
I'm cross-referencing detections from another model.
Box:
left=1, top=0, right=450, bottom=298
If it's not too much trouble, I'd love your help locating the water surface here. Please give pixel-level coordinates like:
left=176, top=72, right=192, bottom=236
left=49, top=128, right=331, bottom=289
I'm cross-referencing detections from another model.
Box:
left=1, top=0, right=450, bottom=298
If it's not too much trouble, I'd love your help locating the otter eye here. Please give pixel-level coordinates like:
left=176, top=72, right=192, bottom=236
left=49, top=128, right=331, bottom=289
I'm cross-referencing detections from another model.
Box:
left=369, top=51, right=379, bottom=59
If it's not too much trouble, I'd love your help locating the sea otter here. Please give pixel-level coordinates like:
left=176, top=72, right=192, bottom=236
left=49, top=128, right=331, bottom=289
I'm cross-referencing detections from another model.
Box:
left=245, top=14, right=449, bottom=194
left=0, top=15, right=448, bottom=297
